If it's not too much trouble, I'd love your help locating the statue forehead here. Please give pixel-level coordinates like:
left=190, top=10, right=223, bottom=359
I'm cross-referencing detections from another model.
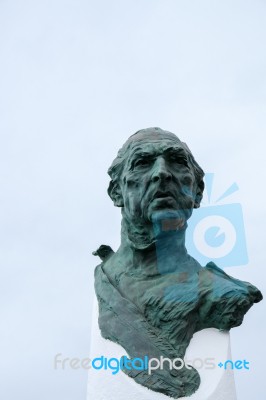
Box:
left=123, top=129, right=185, bottom=157
left=126, top=141, right=185, bottom=161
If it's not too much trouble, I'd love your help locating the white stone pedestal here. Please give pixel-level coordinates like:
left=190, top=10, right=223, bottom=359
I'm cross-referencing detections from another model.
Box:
left=87, top=295, right=237, bottom=400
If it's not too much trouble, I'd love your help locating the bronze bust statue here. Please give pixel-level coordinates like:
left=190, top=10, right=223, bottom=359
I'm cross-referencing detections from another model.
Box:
left=93, top=127, right=262, bottom=398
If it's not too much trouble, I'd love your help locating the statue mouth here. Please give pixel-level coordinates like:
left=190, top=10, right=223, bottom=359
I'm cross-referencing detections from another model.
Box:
left=147, top=191, right=192, bottom=223
left=152, top=190, right=175, bottom=201
left=148, top=193, right=178, bottom=221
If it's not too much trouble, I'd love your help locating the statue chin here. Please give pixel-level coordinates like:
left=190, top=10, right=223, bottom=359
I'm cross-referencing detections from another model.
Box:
left=147, top=197, right=194, bottom=224
left=150, top=208, right=192, bottom=231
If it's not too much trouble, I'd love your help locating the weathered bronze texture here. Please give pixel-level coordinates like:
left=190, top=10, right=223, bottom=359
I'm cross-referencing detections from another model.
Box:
left=94, top=127, right=262, bottom=398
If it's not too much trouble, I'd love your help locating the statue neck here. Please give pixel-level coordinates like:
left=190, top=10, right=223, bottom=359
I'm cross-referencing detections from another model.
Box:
left=118, top=214, right=195, bottom=277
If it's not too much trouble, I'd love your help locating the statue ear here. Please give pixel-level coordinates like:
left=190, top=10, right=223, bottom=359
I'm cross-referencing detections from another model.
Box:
left=108, top=180, right=124, bottom=207
left=194, top=179, right=205, bottom=209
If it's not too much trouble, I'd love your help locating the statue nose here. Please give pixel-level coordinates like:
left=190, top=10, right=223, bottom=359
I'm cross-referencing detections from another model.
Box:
left=151, top=157, right=172, bottom=182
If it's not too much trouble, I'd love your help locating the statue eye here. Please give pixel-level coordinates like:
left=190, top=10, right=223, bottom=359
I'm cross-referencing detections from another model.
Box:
left=134, top=158, right=151, bottom=168
left=168, top=154, right=188, bottom=166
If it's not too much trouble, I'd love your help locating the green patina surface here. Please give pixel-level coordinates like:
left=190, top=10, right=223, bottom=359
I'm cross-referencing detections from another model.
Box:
left=94, top=127, right=262, bottom=398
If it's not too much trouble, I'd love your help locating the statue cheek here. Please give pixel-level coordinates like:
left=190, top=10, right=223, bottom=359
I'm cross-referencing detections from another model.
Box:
left=182, top=181, right=197, bottom=203
left=123, top=176, right=151, bottom=217
left=123, top=190, right=142, bottom=217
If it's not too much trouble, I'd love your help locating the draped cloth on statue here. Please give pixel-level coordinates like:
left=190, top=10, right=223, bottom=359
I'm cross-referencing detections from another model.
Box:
left=94, top=261, right=261, bottom=398
left=87, top=296, right=237, bottom=400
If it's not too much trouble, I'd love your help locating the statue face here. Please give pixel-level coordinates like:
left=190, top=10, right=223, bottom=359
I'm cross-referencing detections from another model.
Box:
left=119, top=138, right=198, bottom=224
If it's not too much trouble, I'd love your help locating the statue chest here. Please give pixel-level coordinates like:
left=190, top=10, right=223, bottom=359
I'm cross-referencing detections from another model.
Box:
left=115, top=271, right=200, bottom=346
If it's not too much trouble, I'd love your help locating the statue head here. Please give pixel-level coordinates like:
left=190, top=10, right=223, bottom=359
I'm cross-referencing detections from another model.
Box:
left=108, top=128, right=205, bottom=229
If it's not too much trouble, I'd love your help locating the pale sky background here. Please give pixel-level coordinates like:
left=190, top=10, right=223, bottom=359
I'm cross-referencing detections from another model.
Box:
left=0, top=0, right=266, bottom=399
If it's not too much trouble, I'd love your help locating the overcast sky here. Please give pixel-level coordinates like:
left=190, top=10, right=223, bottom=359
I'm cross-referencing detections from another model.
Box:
left=0, top=0, right=266, bottom=399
